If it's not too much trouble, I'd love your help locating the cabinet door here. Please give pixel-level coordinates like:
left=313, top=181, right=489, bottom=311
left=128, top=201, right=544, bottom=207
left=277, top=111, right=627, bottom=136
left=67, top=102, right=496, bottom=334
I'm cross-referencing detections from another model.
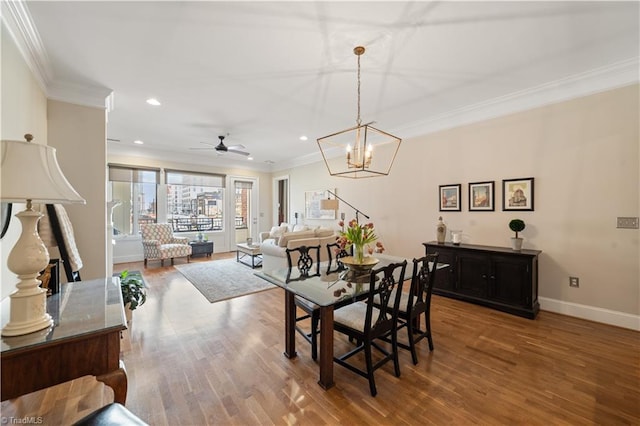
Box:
left=427, top=247, right=455, bottom=291
left=457, top=252, right=489, bottom=298
left=490, top=255, right=530, bottom=307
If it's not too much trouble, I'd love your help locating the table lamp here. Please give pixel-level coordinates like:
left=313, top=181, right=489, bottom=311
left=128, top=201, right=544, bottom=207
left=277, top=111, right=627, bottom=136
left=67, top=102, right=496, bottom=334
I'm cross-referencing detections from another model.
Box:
left=1, top=135, right=85, bottom=336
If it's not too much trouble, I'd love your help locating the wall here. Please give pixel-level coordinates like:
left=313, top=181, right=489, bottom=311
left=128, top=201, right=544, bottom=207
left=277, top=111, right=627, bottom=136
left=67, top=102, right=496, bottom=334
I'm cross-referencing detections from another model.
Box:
left=47, top=100, right=107, bottom=281
left=0, top=22, right=49, bottom=299
left=282, top=85, right=639, bottom=328
left=107, top=153, right=272, bottom=263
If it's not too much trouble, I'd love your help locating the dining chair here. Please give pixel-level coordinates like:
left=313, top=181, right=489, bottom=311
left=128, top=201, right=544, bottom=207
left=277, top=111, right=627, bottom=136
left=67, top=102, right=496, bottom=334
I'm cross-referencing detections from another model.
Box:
left=326, top=242, right=350, bottom=275
left=285, top=245, right=321, bottom=360
left=394, top=253, right=439, bottom=365
left=332, top=260, right=407, bottom=396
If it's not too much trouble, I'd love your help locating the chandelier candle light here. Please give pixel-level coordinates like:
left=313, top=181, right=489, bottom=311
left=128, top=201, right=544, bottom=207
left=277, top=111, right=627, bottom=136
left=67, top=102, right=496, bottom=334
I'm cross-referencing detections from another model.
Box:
left=1, top=135, right=85, bottom=336
left=317, top=46, right=401, bottom=178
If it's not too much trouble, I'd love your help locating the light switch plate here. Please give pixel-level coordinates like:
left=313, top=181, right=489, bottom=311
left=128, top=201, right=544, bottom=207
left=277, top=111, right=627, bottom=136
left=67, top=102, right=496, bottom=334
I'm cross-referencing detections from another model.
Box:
left=617, top=217, right=639, bottom=229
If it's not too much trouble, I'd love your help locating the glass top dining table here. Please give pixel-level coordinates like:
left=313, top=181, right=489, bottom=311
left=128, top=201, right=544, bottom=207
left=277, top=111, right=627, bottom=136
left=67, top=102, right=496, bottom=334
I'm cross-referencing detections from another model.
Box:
left=256, top=254, right=447, bottom=390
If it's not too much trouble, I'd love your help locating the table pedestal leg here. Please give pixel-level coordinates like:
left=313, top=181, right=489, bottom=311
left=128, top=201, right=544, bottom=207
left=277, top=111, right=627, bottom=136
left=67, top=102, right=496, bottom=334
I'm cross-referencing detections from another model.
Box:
left=318, top=306, right=335, bottom=390
left=284, top=291, right=297, bottom=359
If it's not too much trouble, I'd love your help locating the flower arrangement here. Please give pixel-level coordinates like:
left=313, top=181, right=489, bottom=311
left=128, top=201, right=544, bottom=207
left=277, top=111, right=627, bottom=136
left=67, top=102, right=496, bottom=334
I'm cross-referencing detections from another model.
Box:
left=337, top=219, right=384, bottom=263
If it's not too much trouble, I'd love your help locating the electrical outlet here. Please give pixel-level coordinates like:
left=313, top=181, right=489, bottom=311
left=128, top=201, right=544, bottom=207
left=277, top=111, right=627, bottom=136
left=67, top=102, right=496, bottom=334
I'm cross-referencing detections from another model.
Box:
left=569, top=276, right=579, bottom=288
left=617, top=217, right=639, bottom=229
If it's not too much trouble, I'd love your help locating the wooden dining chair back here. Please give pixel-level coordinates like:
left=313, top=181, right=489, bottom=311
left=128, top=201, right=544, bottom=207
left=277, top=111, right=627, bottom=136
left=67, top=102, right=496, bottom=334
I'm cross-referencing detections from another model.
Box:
left=326, top=242, right=350, bottom=275
left=285, top=245, right=322, bottom=360
left=332, top=260, right=407, bottom=396
left=398, top=253, right=439, bottom=364
left=285, top=245, right=321, bottom=282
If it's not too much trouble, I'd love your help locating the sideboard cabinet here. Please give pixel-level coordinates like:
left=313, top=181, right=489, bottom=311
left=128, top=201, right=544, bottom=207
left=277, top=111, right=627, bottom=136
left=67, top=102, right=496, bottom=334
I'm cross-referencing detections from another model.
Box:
left=424, top=242, right=541, bottom=319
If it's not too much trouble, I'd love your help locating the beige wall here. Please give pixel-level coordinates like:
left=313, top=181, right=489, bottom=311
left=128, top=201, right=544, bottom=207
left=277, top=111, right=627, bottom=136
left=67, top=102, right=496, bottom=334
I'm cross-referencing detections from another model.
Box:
left=282, top=84, right=639, bottom=323
left=47, top=100, right=107, bottom=282
left=1, top=23, right=49, bottom=299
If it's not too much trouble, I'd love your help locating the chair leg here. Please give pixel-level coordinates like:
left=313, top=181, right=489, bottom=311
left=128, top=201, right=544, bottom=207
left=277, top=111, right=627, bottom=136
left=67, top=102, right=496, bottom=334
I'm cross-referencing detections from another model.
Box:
left=407, top=317, right=419, bottom=365
left=392, top=330, right=401, bottom=377
left=425, top=313, right=434, bottom=351
left=144, top=259, right=148, bottom=268
left=171, top=258, right=175, bottom=266
left=160, top=259, right=164, bottom=267
left=187, top=256, right=190, bottom=263
left=364, top=341, right=377, bottom=397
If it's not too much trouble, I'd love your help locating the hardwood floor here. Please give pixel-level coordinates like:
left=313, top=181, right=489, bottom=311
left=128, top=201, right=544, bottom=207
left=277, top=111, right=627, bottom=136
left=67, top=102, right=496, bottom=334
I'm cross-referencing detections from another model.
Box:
left=116, top=253, right=640, bottom=425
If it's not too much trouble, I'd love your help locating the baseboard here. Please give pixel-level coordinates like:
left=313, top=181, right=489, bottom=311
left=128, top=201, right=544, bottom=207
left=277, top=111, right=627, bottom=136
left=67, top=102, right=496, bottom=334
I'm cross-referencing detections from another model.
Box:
left=113, top=254, right=143, bottom=264
left=539, top=297, right=640, bottom=331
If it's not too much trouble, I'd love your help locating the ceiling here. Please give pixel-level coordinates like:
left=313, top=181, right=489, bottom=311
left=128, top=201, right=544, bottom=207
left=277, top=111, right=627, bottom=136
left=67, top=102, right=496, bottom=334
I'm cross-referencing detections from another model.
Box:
left=14, top=1, right=640, bottom=171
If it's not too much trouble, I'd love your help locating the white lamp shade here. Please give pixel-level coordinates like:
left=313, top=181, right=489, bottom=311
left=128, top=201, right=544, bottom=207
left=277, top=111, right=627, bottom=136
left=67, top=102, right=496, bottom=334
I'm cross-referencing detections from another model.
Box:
left=1, top=139, right=85, bottom=204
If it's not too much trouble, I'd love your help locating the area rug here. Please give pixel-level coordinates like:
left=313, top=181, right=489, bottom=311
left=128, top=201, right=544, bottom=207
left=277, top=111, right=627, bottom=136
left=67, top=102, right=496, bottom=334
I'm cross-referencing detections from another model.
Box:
left=174, top=259, right=276, bottom=303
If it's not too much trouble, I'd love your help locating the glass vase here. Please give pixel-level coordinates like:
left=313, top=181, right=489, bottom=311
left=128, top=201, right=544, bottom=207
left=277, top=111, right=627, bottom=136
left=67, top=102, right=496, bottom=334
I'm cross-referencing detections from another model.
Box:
left=355, top=244, right=364, bottom=264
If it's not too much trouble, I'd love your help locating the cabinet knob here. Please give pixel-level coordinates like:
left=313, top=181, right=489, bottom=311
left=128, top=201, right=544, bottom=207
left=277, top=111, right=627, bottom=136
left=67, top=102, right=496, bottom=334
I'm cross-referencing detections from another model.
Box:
left=481, top=274, right=487, bottom=279
left=490, top=275, right=495, bottom=280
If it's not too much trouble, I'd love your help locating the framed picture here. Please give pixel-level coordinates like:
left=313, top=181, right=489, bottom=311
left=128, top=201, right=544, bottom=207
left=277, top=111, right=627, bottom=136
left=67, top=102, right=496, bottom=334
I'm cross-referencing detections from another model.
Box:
left=469, top=181, right=495, bottom=211
left=305, top=189, right=336, bottom=220
left=502, top=177, right=534, bottom=211
left=439, top=184, right=461, bottom=211
left=1, top=202, right=11, bottom=239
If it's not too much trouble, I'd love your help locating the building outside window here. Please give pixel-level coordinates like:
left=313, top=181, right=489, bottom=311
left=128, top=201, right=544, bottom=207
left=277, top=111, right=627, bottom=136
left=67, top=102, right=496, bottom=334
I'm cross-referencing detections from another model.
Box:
left=108, top=165, right=159, bottom=236
left=166, top=170, right=225, bottom=232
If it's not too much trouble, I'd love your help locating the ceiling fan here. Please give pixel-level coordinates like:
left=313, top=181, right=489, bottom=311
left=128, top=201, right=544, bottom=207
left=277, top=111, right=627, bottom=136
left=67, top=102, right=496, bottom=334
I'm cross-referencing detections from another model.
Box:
left=190, top=135, right=250, bottom=156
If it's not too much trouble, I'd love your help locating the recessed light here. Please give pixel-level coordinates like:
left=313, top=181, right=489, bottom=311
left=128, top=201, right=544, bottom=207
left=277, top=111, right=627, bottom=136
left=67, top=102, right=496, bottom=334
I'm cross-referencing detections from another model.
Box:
left=247, top=157, right=254, bottom=161
left=133, top=140, right=144, bottom=145
left=146, top=98, right=161, bottom=106
left=299, top=135, right=308, bottom=141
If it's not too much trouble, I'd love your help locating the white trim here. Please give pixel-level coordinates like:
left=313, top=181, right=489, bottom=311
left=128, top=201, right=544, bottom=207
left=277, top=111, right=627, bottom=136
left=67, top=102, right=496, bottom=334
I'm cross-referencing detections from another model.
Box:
left=1, top=0, right=52, bottom=93
left=273, top=58, right=640, bottom=173
left=539, top=297, right=640, bottom=331
left=48, top=81, right=114, bottom=110
left=113, top=254, right=144, bottom=264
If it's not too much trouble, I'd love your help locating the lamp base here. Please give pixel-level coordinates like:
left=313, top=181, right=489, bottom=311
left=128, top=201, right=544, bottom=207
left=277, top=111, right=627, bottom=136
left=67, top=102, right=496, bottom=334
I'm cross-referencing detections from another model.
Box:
left=2, top=288, right=53, bottom=336
left=2, top=207, right=54, bottom=337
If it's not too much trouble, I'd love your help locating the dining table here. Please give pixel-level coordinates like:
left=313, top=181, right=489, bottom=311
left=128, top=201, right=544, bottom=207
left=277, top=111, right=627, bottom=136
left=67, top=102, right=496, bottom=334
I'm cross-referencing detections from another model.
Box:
left=256, top=253, right=447, bottom=390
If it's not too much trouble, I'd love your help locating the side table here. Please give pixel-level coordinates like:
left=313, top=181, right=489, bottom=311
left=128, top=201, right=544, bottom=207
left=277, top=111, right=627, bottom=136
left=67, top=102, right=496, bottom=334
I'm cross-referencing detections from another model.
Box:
left=189, top=241, right=214, bottom=258
left=236, top=242, right=262, bottom=268
left=1, top=277, right=128, bottom=404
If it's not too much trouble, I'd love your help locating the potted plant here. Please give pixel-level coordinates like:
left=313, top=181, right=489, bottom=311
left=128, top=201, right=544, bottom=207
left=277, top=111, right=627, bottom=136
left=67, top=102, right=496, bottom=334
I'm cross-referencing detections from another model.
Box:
left=509, top=219, right=526, bottom=251
left=119, top=270, right=146, bottom=323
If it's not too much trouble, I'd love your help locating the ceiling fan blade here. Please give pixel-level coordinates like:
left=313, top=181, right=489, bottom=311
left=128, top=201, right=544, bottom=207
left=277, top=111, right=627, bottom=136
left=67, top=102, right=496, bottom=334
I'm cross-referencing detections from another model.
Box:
left=227, top=144, right=245, bottom=150
left=227, top=148, right=250, bottom=156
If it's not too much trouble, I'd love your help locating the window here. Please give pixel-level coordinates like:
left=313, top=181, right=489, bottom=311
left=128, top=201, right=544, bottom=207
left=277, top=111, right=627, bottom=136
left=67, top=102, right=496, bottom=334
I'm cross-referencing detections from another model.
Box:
left=166, top=170, right=226, bottom=232
left=235, top=181, right=253, bottom=230
left=109, top=165, right=159, bottom=236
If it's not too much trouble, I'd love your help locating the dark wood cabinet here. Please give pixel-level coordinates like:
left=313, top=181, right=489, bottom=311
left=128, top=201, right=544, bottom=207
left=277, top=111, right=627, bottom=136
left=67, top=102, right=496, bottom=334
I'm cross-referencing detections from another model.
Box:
left=424, top=242, right=541, bottom=319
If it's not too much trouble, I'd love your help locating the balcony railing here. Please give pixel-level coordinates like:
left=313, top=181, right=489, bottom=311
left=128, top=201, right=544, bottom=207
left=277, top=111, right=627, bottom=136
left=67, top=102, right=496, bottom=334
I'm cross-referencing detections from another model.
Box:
left=168, top=217, right=247, bottom=232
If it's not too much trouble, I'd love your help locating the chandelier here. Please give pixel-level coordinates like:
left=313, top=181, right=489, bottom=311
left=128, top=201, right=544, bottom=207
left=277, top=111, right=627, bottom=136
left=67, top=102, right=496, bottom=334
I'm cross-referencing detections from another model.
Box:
left=317, top=46, right=401, bottom=179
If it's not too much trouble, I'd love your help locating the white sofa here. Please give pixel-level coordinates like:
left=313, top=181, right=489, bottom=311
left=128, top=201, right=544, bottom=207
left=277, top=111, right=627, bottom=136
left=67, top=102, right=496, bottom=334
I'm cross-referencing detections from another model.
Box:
left=259, top=223, right=338, bottom=271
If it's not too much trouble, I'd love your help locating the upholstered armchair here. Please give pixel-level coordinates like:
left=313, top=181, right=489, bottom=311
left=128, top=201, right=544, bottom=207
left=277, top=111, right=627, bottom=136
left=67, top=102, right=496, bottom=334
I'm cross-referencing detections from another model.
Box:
left=140, top=223, right=192, bottom=267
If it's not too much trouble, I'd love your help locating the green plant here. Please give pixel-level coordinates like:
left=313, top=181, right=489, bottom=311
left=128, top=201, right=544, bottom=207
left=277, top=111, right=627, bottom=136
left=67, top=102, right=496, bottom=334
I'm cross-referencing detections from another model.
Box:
left=119, top=270, right=146, bottom=310
left=509, top=219, right=526, bottom=238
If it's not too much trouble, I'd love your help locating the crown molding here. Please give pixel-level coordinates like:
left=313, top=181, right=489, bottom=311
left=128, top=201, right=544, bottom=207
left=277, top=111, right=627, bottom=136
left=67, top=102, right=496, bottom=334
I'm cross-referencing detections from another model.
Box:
left=48, top=81, right=114, bottom=111
left=396, top=57, right=640, bottom=139
left=2, top=0, right=113, bottom=110
left=1, top=0, right=53, bottom=92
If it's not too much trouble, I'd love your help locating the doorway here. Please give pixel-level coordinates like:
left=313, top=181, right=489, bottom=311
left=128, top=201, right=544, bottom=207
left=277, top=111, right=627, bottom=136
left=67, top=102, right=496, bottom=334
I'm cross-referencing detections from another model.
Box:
left=273, top=175, right=289, bottom=226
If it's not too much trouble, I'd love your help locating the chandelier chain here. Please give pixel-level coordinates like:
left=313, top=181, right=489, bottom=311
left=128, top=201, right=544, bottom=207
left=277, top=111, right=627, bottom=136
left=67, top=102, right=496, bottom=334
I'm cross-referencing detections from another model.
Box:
left=356, top=52, right=361, bottom=126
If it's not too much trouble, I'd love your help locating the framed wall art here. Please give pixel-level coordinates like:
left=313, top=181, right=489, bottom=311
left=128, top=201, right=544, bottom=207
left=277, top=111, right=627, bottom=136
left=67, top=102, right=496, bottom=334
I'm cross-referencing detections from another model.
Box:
left=305, top=189, right=336, bottom=220
left=469, top=181, right=495, bottom=211
left=439, top=184, right=461, bottom=211
left=502, top=177, right=534, bottom=211
left=1, top=202, right=11, bottom=239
